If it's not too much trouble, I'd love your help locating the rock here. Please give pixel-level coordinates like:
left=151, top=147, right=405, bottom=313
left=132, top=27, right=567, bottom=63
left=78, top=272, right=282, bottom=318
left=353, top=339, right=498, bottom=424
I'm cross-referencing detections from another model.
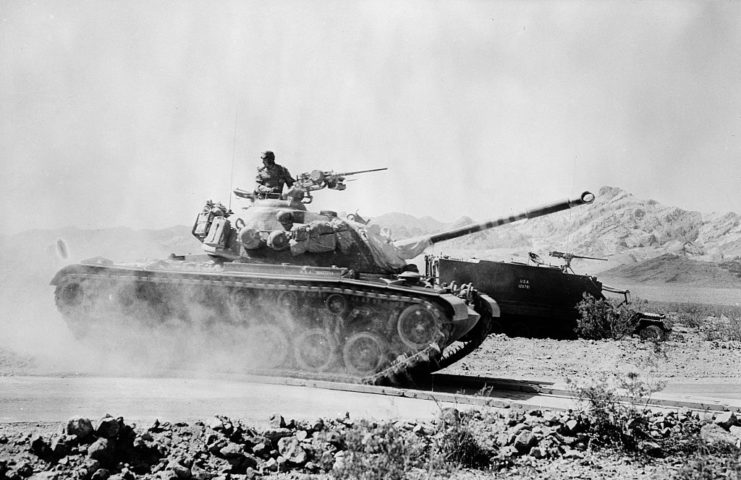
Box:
left=168, top=460, right=192, bottom=479
left=311, top=418, right=324, bottom=432
left=639, top=440, right=664, bottom=457
left=263, top=457, right=278, bottom=472
left=88, top=437, right=113, bottom=463
left=97, top=415, right=121, bottom=439
left=510, top=423, right=530, bottom=435
left=261, top=428, right=292, bottom=444
left=190, top=464, right=212, bottom=480
left=206, top=417, right=226, bottom=432
left=498, top=445, right=519, bottom=458
left=514, top=431, right=536, bottom=452
left=268, top=414, right=286, bottom=429
left=332, top=451, right=348, bottom=471
left=66, top=416, right=95, bottom=441
left=295, top=429, right=308, bottom=442
left=714, top=411, right=738, bottom=429
left=82, top=459, right=102, bottom=478
left=14, top=461, right=33, bottom=478
left=91, top=469, right=111, bottom=480
left=251, top=441, right=268, bottom=456
left=729, top=425, right=741, bottom=440
left=219, top=442, right=245, bottom=461
left=276, top=455, right=289, bottom=472
left=30, top=434, right=51, bottom=457
left=49, top=435, right=70, bottom=458
left=529, top=446, right=546, bottom=459
left=564, top=419, right=580, bottom=434
left=277, top=437, right=308, bottom=465
left=563, top=448, right=584, bottom=459
left=700, top=423, right=740, bottom=448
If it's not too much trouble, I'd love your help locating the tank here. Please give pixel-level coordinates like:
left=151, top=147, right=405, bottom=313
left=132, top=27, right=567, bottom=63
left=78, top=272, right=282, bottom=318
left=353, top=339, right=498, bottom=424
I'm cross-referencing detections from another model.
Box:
left=50, top=167, right=595, bottom=385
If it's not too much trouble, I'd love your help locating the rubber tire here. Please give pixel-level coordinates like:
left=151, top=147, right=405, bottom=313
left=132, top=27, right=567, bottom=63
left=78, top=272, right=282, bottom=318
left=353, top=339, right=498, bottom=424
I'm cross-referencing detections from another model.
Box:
left=638, top=324, right=667, bottom=341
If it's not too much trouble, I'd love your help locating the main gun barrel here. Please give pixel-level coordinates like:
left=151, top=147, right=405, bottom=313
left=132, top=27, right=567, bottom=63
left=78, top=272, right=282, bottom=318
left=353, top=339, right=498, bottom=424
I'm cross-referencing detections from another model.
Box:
left=393, top=192, right=594, bottom=257
left=426, top=191, right=595, bottom=244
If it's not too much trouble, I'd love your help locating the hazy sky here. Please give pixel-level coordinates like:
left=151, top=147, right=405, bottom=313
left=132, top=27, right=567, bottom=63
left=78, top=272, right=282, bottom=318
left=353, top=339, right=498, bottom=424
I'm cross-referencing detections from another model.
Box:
left=2, top=0, right=740, bottom=234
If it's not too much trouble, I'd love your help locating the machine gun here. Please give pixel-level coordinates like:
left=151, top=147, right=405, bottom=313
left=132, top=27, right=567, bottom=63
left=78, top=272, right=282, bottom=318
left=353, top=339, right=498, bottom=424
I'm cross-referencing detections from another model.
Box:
left=233, top=167, right=387, bottom=204
left=549, top=251, right=606, bottom=273
left=293, top=167, right=388, bottom=203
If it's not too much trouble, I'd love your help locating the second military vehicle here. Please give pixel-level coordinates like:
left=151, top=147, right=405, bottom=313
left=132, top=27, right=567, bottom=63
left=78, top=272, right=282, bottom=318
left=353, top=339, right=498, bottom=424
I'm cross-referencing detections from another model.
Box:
left=51, top=167, right=595, bottom=385
left=426, top=251, right=668, bottom=340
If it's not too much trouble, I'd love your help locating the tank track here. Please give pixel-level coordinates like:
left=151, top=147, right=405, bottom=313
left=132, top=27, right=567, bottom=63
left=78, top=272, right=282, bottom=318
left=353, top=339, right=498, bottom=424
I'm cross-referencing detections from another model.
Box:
left=53, top=267, right=485, bottom=387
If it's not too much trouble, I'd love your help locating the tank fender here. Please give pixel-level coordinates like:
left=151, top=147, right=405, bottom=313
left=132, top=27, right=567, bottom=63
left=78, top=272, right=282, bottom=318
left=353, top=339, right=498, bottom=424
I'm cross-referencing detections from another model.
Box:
left=49, top=264, right=96, bottom=285
left=476, top=293, right=501, bottom=318
left=438, top=293, right=472, bottom=322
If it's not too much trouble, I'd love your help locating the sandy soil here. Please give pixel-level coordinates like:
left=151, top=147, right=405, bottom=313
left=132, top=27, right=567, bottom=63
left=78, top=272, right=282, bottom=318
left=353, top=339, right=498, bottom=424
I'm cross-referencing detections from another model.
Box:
left=442, top=328, right=741, bottom=384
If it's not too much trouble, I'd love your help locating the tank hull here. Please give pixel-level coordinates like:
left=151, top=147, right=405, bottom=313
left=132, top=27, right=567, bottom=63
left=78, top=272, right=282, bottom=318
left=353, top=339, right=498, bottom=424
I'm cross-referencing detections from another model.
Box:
left=51, top=258, right=494, bottom=385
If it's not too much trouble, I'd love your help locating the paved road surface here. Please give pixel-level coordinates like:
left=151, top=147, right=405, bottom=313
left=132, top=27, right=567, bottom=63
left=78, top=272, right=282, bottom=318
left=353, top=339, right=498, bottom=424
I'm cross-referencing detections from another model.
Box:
left=1, top=375, right=739, bottom=425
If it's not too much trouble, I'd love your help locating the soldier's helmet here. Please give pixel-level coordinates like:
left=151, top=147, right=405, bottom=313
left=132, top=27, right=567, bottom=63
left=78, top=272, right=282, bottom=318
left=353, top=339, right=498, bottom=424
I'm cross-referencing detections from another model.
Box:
left=261, top=151, right=275, bottom=164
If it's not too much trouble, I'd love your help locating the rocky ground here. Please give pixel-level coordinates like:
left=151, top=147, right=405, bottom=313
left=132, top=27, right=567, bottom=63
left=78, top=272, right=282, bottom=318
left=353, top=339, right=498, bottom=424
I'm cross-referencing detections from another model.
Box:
left=1, top=407, right=740, bottom=480
left=1, top=324, right=741, bottom=479
left=443, top=326, right=741, bottom=383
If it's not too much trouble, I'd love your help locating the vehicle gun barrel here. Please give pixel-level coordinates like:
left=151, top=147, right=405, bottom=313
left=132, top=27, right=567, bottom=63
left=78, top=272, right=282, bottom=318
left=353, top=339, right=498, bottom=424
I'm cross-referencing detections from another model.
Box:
left=392, top=191, right=594, bottom=258
left=549, top=251, right=607, bottom=261
left=334, top=167, right=388, bottom=176
left=428, top=191, right=594, bottom=244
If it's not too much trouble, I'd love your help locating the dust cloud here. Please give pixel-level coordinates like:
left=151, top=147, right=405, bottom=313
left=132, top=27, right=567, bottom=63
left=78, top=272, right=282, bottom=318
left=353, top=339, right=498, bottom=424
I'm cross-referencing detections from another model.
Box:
left=0, top=235, right=295, bottom=379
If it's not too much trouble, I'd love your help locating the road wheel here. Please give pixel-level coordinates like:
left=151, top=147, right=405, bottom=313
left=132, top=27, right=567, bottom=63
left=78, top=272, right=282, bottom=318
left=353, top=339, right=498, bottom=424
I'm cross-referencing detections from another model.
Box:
left=294, top=328, right=337, bottom=372
left=342, top=332, right=388, bottom=376
left=396, top=304, right=442, bottom=350
left=325, top=294, right=349, bottom=315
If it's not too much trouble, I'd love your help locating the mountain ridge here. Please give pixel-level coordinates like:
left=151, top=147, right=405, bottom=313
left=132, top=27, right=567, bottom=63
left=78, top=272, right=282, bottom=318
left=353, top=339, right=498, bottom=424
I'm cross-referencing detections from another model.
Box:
left=2, top=186, right=740, bottom=288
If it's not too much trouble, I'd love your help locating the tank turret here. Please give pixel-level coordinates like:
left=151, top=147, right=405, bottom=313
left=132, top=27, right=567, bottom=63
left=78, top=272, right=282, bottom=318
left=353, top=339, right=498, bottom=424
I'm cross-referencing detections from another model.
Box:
left=193, top=174, right=595, bottom=276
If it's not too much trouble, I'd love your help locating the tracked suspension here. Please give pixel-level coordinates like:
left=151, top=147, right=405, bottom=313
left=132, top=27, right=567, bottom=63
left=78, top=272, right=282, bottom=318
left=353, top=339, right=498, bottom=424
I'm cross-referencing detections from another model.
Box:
left=53, top=267, right=486, bottom=387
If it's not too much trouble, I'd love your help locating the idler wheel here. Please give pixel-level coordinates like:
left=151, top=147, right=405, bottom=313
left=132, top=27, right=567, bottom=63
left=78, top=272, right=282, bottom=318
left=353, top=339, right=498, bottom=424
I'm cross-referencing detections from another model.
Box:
left=325, top=294, right=349, bottom=315
left=56, top=281, right=85, bottom=311
left=244, top=324, right=291, bottom=369
left=396, top=303, right=443, bottom=350
left=342, top=332, right=388, bottom=376
left=294, top=328, right=337, bottom=372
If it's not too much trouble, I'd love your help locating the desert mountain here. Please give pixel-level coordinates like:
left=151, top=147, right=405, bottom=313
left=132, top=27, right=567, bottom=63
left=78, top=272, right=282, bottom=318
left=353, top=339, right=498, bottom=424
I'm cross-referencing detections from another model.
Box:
left=2, top=186, right=740, bottom=288
left=370, top=186, right=741, bottom=286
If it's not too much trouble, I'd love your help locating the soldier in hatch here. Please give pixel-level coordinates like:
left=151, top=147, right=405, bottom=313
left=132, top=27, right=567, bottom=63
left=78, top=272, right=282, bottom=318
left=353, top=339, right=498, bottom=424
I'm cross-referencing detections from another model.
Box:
left=255, top=151, right=294, bottom=196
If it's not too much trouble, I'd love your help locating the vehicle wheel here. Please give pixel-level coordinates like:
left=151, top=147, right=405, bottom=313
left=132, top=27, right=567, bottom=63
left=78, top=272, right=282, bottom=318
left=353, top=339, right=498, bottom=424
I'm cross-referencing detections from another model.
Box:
left=396, top=304, right=443, bottom=350
left=325, top=294, right=349, bottom=315
left=245, top=324, right=291, bottom=369
left=294, top=328, right=337, bottom=372
left=638, top=324, right=667, bottom=341
left=342, top=332, right=388, bottom=376
left=276, top=290, right=300, bottom=310
left=56, top=282, right=85, bottom=312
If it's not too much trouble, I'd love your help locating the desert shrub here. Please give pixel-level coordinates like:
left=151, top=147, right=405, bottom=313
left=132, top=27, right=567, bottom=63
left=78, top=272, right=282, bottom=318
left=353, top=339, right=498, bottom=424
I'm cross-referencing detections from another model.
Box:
left=575, top=294, right=636, bottom=340
left=333, top=420, right=428, bottom=480
left=568, top=372, right=666, bottom=451
left=702, top=316, right=741, bottom=342
left=433, top=409, right=491, bottom=469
